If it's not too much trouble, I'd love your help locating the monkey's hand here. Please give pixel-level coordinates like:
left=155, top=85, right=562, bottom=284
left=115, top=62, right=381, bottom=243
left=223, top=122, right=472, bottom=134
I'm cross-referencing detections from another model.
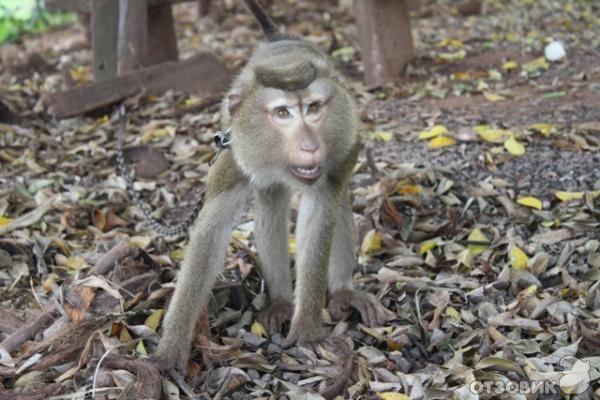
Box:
left=258, top=299, right=293, bottom=335
left=281, top=314, right=328, bottom=348
left=328, top=289, right=393, bottom=327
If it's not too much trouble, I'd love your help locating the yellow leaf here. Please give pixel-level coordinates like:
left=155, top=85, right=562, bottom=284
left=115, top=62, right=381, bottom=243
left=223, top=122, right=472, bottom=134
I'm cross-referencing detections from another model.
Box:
left=445, top=306, right=460, bottom=320
left=517, top=196, right=543, bottom=210
left=468, top=228, right=489, bottom=255
left=119, top=327, right=133, bottom=343
left=130, top=236, right=151, bottom=249
left=436, top=38, right=463, bottom=48
left=361, top=230, right=382, bottom=255
left=184, top=96, right=200, bottom=106
left=483, top=91, right=506, bottom=102
left=474, top=125, right=508, bottom=143
left=502, top=60, right=519, bottom=71
left=374, top=131, right=393, bottom=142
left=504, top=135, right=526, bottom=156
left=170, top=248, right=185, bottom=261
left=144, top=309, right=164, bottom=331
left=555, top=191, right=584, bottom=201
left=429, top=135, right=456, bottom=149
left=69, top=65, right=89, bottom=83
left=251, top=321, right=268, bottom=337
left=522, top=57, right=549, bottom=72
left=141, top=125, right=175, bottom=143
left=0, top=216, right=11, bottom=226
left=419, top=239, right=438, bottom=255
left=510, top=247, right=529, bottom=270
left=418, top=125, right=447, bottom=140
left=378, top=393, right=410, bottom=400
left=528, top=123, right=555, bottom=136
left=397, top=184, right=422, bottom=194
left=289, top=236, right=297, bottom=254
left=438, top=49, right=466, bottom=61
left=136, top=340, right=148, bottom=355
left=66, top=256, right=87, bottom=270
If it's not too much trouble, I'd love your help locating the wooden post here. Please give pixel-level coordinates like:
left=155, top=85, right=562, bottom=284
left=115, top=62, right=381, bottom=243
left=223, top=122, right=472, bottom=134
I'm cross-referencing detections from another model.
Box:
left=354, top=0, right=414, bottom=87
left=146, top=4, right=179, bottom=65
left=91, top=0, right=119, bottom=80
left=117, top=0, right=148, bottom=74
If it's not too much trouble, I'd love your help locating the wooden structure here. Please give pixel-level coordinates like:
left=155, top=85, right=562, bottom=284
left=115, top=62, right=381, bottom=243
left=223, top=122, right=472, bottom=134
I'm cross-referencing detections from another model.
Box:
left=354, top=0, right=415, bottom=87
left=44, top=0, right=230, bottom=118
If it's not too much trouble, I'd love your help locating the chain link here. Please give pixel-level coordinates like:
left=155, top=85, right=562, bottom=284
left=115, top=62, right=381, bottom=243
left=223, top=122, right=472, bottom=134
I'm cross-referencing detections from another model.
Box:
left=116, top=106, right=204, bottom=236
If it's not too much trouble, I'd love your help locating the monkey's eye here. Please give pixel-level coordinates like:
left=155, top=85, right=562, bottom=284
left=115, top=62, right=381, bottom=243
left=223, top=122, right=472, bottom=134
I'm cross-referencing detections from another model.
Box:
left=275, top=107, right=291, bottom=118
left=307, top=102, right=322, bottom=114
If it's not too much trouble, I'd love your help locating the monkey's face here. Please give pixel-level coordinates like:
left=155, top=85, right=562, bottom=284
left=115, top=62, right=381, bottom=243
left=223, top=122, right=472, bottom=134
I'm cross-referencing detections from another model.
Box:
left=231, top=77, right=355, bottom=188
left=263, top=86, right=327, bottom=184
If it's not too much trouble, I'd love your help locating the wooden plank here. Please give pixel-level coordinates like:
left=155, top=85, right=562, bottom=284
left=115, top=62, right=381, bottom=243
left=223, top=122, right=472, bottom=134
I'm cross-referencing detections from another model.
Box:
left=354, top=0, right=414, bottom=87
left=45, top=0, right=195, bottom=13
left=91, top=0, right=119, bottom=81
left=47, top=53, right=231, bottom=118
left=117, top=0, right=149, bottom=74
left=146, top=4, right=179, bottom=65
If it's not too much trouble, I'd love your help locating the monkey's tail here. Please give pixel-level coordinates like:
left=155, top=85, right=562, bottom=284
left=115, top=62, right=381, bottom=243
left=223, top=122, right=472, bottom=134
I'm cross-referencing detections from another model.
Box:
left=242, top=0, right=280, bottom=39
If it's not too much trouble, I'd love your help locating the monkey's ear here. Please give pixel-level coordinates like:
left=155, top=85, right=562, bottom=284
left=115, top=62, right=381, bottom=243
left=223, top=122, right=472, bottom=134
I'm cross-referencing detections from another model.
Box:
left=228, top=94, right=242, bottom=117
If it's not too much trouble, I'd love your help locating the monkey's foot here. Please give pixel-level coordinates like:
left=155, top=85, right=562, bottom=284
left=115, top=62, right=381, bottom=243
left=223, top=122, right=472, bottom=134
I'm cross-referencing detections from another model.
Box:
left=281, top=317, right=328, bottom=348
left=328, top=289, right=393, bottom=327
left=150, top=345, right=190, bottom=374
left=258, top=299, right=293, bottom=335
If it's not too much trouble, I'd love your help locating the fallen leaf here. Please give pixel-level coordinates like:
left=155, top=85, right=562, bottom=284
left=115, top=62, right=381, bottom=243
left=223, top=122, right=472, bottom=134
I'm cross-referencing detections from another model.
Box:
left=522, top=57, right=549, bottom=72
left=429, top=135, right=456, bottom=149
left=517, top=196, right=543, bottom=210
left=361, top=229, right=383, bottom=255
left=483, top=91, right=506, bottom=102
left=502, top=60, right=519, bottom=71
left=555, top=191, right=584, bottom=201
left=251, top=321, right=268, bottom=337
left=504, top=135, right=526, bottom=156
left=144, top=309, right=164, bottom=331
left=418, top=125, right=447, bottom=140
left=378, top=393, right=410, bottom=400
left=511, top=247, right=529, bottom=270
left=468, top=228, right=489, bottom=255
left=419, top=239, right=438, bottom=255
left=374, top=131, right=393, bottom=142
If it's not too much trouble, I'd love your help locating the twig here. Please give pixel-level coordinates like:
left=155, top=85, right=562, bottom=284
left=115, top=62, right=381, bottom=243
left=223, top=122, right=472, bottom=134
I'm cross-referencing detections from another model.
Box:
left=0, top=303, right=61, bottom=354
left=91, top=240, right=139, bottom=275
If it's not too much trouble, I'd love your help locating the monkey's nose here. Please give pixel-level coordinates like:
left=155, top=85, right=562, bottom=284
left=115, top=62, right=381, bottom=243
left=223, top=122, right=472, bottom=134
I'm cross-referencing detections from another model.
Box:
left=300, top=137, right=319, bottom=153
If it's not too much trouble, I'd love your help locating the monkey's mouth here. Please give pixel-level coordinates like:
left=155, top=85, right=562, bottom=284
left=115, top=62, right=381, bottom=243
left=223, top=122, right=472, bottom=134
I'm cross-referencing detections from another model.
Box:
left=290, top=165, right=321, bottom=182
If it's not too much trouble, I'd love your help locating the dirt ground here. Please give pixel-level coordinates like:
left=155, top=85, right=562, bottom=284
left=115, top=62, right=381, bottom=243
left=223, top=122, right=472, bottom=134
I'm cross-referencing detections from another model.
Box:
left=0, top=0, right=599, bottom=399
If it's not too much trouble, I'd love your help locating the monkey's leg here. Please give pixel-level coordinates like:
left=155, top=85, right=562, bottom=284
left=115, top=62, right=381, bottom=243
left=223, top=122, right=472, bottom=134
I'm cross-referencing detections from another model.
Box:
left=327, top=189, right=392, bottom=327
left=282, top=189, right=338, bottom=347
left=152, top=183, right=247, bottom=371
left=254, top=184, right=293, bottom=335
left=152, top=152, right=247, bottom=370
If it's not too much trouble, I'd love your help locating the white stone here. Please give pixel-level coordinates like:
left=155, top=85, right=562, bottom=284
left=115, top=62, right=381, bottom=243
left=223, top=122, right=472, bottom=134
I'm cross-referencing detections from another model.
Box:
left=544, top=41, right=567, bottom=62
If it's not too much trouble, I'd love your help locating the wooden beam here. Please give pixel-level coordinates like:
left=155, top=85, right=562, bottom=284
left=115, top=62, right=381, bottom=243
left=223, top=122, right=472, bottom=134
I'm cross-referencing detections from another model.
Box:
left=117, top=0, right=149, bottom=74
left=354, top=0, right=414, bottom=87
left=46, top=53, right=230, bottom=118
left=45, top=0, right=195, bottom=13
left=91, top=0, right=119, bottom=81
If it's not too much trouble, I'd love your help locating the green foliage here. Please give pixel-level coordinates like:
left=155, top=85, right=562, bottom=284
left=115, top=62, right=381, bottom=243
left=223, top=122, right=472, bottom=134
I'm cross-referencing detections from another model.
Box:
left=0, top=0, right=75, bottom=44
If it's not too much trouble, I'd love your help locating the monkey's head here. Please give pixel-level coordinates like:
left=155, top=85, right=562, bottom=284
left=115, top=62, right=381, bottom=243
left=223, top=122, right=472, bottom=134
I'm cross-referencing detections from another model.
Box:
left=224, top=40, right=358, bottom=188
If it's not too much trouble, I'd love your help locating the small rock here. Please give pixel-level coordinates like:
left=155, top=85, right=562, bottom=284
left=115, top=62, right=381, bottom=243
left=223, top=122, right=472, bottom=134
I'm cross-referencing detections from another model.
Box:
left=544, top=41, right=566, bottom=62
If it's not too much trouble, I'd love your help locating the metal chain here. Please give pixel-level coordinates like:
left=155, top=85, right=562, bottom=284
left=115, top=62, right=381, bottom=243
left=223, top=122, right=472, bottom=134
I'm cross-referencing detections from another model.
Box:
left=115, top=105, right=204, bottom=236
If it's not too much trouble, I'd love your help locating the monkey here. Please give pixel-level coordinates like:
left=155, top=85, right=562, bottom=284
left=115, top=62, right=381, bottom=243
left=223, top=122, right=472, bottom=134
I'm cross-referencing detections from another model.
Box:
left=151, top=0, right=390, bottom=371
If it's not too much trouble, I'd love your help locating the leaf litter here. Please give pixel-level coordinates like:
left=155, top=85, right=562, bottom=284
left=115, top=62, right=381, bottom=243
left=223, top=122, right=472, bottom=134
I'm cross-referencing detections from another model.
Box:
left=1, top=0, right=600, bottom=399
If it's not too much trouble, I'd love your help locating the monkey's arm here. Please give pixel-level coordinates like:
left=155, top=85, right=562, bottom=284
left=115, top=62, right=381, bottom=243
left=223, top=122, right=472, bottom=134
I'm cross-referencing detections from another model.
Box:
left=153, top=152, right=248, bottom=371
left=282, top=186, right=340, bottom=347
left=254, top=184, right=294, bottom=334
left=328, top=189, right=392, bottom=326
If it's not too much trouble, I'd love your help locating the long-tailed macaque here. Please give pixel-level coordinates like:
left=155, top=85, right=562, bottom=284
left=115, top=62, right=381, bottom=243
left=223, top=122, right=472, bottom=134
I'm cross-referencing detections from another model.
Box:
left=152, top=0, right=389, bottom=371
